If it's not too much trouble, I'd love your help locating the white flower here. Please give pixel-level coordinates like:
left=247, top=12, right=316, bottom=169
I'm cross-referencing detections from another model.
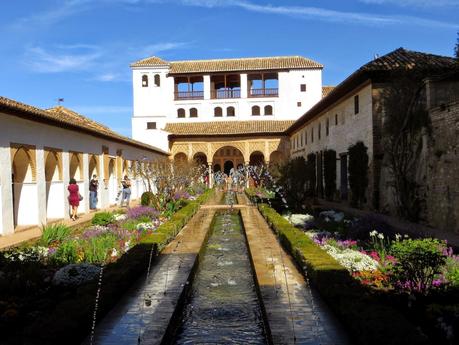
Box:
left=111, top=248, right=118, bottom=258
left=377, top=233, right=384, bottom=240
left=369, top=230, right=378, bottom=237
left=395, top=234, right=401, bottom=241
left=321, top=244, right=379, bottom=272
left=124, top=240, right=131, bottom=252
left=114, top=214, right=127, bottom=221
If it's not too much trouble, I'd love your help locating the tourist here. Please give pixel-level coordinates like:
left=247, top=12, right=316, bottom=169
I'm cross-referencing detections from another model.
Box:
left=120, top=175, right=132, bottom=207
left=68, top=178, right=80, bottom=221
left=89, top=174, right=98, bottom=210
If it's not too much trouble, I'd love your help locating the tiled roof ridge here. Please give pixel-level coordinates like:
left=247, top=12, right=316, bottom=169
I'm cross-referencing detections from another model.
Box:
left=170, top=55, right=306, bottom=63
left=0, top=96, right=168, bottom=155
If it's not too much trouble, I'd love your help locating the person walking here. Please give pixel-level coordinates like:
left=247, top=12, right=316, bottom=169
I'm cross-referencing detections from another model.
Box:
left=120, top=175, right=131, bottom=207
left=68, top=178, right=80, bottom=221
left=89, top=174, right=98, bottom=210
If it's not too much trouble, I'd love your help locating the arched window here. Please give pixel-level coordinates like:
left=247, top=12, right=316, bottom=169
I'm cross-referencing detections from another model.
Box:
left=214, top=107, right=223, bottom=117
left=190, top=107, right=198, bottom=118
left=177, top=108, right=185, bottom=118
left=227, top=106, right=235, bottom=117
left=142, top=75, right=148, bottom=87
left=252, top=105, right=260, bottom=116
left=154, top=74, right=160, bottom=86
left=264, top=105, right=273, bottom=116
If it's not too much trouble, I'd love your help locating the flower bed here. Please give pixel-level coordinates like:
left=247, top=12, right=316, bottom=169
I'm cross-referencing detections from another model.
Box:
left=0, top=188, right=214, bottom=345
left=259, top=204, right=430, bottom=345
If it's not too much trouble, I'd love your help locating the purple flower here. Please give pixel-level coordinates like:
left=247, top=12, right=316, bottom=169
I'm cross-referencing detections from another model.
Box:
left=127, top=206, right=159, bottom=220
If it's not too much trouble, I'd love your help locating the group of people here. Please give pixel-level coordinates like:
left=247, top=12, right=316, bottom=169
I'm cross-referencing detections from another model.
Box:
left=67, top=175, right=132, bottom=220
left=214, top=167, right=246, bottom=193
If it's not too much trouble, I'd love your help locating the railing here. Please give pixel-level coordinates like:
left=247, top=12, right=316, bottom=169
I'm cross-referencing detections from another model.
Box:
left=211, top=89, right=241, bottom=99
left=174, top=91, right=204, bottom=100
left=249, top=88, right=278, bottom=98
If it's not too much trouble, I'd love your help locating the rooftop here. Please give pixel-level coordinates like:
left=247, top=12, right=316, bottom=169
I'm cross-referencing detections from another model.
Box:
left=0, top=97, right=168, bottom=155
left=288, top=48, right=458, bottom=134
left=165, top=120, right=295, bottom=137
left=131, top=55, right=323, bottom=74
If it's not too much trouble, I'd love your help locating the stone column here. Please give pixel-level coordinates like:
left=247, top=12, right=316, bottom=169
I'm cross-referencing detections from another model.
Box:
left=240, top=73, right=248, bottom=98
left=208, top=163, right=213, bottom=188
left=245, top=161, right=250, bottom=188
left=204, top=75, right=211, bottom=100
left=35, top=146, right=47, bottom=225
left=62, top=151, right=70, bottom=219
left=0, top=145, right=14, bottom=235
left=82, top=153, right=90, bottom=213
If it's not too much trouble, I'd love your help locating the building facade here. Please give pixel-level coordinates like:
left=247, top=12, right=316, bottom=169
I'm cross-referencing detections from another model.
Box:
left=0, top=97, right=168, bottom=242
left=131, top=55, right=324, bottom=151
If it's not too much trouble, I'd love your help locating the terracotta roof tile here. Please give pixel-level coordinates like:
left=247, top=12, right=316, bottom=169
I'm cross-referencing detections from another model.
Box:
left=165, top=120, right=295, bottom=136
left=322, top=86, right=335, bottom=98
left=131, top=55, right=323, bottom=73
left=0, top=97, right=168, bottom=155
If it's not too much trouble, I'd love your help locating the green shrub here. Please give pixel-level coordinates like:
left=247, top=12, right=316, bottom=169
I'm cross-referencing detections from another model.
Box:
left=91, top=212, right=115, bottom=226
left=82, top=233, right=117, bottom=264
left=390, top=238, right=447, bottom=294
left=52, top=240, right=79, bottom=264
left=41, top=223, right=71, bottom=246
left=141, top=191, right=155, bottom=206
left=323, top=149, right=337, bottom=200
left=348, top=141, right=369, bottom=207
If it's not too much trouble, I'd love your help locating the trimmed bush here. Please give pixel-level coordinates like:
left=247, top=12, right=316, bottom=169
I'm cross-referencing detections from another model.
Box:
left=323, top=149, right=337, bottom=201
left=348, top=141, right=369, bottom=208
left=258, top=203, right=429, bottom=345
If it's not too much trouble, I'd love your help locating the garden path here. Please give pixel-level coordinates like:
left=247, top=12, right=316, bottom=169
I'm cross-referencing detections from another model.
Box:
left=240, top=194, right=350, bottom=345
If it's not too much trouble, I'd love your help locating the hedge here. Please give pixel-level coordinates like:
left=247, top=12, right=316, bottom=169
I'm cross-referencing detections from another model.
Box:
left=23, top=188, right=215, bottom=345
left=258, top=203, right=429, bottom=345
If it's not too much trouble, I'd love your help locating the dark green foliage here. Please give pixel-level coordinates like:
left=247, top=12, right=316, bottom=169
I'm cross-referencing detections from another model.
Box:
left=306, top=153, right=317, bottom=197
left=53, top=240, right=79, bottom=264
left=278, top=157, right=308, bottom=211
left=141, top=191, right=155, bottom=206
left=40, top=223, right=71, bottom=246
left=258, top=203, right=429, bottom=345
left=390, top=238, right=447, bottom=294
left=348, top=141, right=369, bottom=208
left=81, top=233, right=117, bottom=264
left=455, top=31, right=459, bottom=60
left=91, top=211, right=115, bottom=226
left=323, top=149, right=337, bottom=200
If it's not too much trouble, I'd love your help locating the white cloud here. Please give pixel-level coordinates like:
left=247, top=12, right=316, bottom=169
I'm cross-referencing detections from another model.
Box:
left=137, top=42, right=190, bottom=57
left=25, top=46, right=102, bottom=73
left=359, top=0, right=459, bottom=7
left=178, top=0, right=457, bottom=29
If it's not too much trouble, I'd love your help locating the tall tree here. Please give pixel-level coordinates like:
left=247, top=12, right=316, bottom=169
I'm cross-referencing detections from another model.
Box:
left=455, top=31, right=459, bottom=60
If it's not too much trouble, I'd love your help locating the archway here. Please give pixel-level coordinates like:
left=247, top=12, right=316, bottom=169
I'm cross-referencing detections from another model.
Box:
left=69, top=153, right=82, bottom=181
left=12, top=147, right=37, bottom=227
left=193, top=152, right=207, bottom=166
left=174, top=152, right=188, bottom=166
left=213, top=164, right=221, bottom=172
left=45, top=151, right=64, bottom=220
left=89, top=155, right=99, bottom=178
left=224, top=161, right=234, bottom=175
left=249, top=151, right=265, bottom=166
left=212, top=146, right=244, bottom=175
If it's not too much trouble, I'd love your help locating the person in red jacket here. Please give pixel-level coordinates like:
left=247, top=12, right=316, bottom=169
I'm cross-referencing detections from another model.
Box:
left=68, top=178, right=80, bottom=221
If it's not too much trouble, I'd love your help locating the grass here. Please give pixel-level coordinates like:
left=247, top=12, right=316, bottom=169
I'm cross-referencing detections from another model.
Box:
left=40, top=223, right=72, bottom=246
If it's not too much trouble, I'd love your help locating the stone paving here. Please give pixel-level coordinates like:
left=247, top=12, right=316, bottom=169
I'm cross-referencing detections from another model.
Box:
left=240, top=194, right=350, bottom=345
left=82, top=207, right=216, bottom=345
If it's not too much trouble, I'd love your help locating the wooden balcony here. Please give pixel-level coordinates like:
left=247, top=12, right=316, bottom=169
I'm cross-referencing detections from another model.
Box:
left=174, top=91, right=204, bottom=100
left=211, top=89, right=241, bottom=99
left=249, top=88, right=279, bottom=98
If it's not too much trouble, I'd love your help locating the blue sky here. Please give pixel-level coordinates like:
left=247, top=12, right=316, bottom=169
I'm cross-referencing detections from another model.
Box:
left=0, top=0, right=457, bottom=136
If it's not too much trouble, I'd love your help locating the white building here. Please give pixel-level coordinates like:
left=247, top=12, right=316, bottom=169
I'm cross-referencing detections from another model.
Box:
left=131, top=55, right=325, bottom=151
left=0, top=97, right=168, bottom=244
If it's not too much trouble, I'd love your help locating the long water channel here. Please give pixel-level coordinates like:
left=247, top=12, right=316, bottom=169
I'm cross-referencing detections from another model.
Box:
left=172, top=193, right=268, bottom=344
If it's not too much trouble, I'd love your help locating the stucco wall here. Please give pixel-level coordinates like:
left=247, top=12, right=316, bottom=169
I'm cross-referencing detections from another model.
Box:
left=0, top=112, right=166, bottom=236
left=290, top=82, right=374, bottom=201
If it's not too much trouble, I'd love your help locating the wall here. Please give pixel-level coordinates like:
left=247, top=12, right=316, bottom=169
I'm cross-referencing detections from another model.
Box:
left=290, top=82, right=374, bottom=202
left=0, top=112, right=166, bottom=237
left=424, top=100, right=459, bottom=233
left=131, top=65, right=323, bottom=150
